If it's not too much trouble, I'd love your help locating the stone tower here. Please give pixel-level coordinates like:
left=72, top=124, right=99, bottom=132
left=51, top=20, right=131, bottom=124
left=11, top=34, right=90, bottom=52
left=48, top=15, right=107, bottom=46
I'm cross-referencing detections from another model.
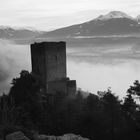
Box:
left=31, top=42, right=76, bottom=95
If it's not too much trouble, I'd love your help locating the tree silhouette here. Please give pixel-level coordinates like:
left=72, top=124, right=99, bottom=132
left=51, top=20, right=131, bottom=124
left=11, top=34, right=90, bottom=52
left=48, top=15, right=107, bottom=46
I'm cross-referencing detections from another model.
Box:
left=8, top=70, right=44, bottom=129
left=99, top=89, right=122, bottom=140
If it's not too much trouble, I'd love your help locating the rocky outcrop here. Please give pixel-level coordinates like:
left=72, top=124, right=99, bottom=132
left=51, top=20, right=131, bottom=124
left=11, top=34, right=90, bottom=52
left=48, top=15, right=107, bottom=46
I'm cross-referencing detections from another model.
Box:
left=6, top=131, right=89, bottom=140
left=35, top=134, right=89, bottom=140
left=59, top=134, right=89, bottom=140
left=6, top=131, right=30, bottom=140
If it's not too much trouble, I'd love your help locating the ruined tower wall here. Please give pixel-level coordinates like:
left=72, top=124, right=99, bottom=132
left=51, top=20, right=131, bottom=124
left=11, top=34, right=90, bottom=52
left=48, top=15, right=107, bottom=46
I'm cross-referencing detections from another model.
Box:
left=31, top=42, right=66, bottom=83
left=31, top=41, right=76, bottom=95
left=47, top=80, right=67, bottom=94
left=67, top=80, right=77, bottom=96
left=31, top=44, right=46, bottom=84
left=45, top=42, right=66, bottom=82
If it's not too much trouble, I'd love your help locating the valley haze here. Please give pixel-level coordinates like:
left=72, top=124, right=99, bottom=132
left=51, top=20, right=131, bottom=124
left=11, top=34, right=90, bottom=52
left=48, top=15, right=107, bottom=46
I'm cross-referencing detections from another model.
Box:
left=1, top=11, right=140, bottom=98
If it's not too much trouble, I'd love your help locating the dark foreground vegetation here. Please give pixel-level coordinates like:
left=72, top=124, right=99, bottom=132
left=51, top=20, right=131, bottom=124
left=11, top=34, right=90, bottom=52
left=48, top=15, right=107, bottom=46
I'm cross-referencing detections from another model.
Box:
left=0, top=70, right=140, bottom=140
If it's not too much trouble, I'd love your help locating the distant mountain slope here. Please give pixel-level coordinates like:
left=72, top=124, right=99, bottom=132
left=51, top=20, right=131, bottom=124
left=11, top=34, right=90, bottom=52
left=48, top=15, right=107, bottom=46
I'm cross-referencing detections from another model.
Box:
left=39, top=11, right=140, bottom=38
left=0, top=26, right=43, bottom=39
left=1, top=11, right=140, bottom=40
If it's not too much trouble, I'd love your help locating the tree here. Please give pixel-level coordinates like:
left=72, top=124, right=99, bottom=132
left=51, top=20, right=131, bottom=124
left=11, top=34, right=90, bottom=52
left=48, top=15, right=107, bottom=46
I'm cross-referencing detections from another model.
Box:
left=126, top=81, right=140, bottom=132
left=99, top=88, right=122, bottom=140
left=127, top=80, right=140, bottom=100
left=122, top=93, right=137, bottom=133
left=8, top=70, right=44, bottom=129
left=123, top=94, right=137, bottom=116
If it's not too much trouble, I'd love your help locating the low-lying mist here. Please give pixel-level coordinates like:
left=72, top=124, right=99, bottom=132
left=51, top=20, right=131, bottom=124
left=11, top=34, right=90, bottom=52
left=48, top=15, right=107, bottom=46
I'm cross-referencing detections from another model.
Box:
left=67, top=60, right=140, bottom=98
left=0, top=39, right=31, bottom=94
left=0, top=37, right=140, bottom=98
left=67, top=40, right=140, bottom=98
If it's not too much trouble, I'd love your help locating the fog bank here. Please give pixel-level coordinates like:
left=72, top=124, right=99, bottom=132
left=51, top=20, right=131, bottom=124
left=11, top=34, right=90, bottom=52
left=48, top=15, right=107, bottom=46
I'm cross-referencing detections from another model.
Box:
left=0, top=39, right=31, bottom=94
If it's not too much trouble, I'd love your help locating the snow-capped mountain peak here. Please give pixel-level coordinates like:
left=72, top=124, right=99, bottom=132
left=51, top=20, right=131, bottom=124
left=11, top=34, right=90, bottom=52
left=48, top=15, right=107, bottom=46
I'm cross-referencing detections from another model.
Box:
left=95, top=11, right=133, bottom=21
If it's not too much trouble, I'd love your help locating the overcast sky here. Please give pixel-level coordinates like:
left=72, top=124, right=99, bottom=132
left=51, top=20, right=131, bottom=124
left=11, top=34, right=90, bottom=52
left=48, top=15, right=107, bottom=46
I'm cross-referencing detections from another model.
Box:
left=1, top=0, right=140, bottom=30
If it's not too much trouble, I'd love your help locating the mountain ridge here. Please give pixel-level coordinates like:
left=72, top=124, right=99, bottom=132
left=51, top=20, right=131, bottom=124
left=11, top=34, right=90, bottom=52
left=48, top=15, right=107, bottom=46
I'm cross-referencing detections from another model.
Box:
left=1, top=11, right=140, bottom=40
left=39, top=11, right=140, bottom=38
left=0, top=26, right=44, bottom=40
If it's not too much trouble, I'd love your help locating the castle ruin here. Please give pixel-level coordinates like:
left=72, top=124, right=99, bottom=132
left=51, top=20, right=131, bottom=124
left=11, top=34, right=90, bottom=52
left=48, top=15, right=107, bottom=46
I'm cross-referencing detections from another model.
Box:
left=30, top=42, right=76, bottom=95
